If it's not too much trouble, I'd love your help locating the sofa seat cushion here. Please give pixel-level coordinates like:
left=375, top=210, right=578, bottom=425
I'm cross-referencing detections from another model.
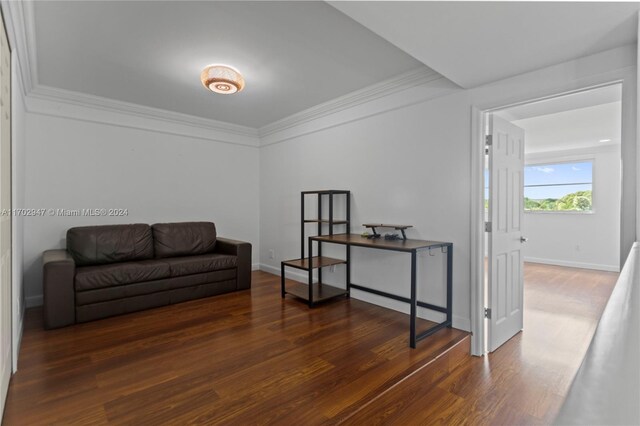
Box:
left=163, top=254, right=237, bottom=277
left=75, top=269, right=237, bottom=306
left=75, top=260, right=171, bottom=291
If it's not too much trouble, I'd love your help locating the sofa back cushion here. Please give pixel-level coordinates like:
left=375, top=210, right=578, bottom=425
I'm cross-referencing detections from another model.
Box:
left=67, top=224, right=154, bottom=266
left=152, top=222, right=217, bottom=258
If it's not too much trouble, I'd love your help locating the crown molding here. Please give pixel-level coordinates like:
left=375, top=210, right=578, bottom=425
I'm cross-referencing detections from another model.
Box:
left=258, top=67, right=443, bottom=138
left=1, top=0, right=37, bottom=96
left=0, top=0, right=259, bottom=145
left=28, top=84, right=259, bottom=139
left=0, top=0, right=447, bottom=147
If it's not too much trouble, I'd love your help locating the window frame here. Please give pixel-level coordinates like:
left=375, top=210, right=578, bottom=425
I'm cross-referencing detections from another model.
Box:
left=524, top=157, right=595, bottom=215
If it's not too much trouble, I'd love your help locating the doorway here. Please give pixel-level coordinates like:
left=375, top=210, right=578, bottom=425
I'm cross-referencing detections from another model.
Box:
left=478, top=83, right=623, bottom=354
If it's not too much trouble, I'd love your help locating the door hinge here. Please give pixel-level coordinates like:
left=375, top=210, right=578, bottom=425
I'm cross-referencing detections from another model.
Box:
left=484, top=308, right=492, bottom=319
left=485, top=222, right=492, bottom=232
left=485, top=135, right=493, bottom=146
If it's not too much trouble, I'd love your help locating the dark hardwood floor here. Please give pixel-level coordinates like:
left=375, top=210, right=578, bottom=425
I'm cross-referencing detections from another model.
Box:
left=3, top=264, right=617, bottom=425
left=342, top=263, right=619, bottom=425
left=3, top=271, right=468, bottom=425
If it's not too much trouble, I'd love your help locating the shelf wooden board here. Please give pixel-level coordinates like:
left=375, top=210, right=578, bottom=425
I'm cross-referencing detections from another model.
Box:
left=303, top=219, right=349, bottom=225
left=282, top=256, right=347, bottom=270
left=285, top=281, right=348, bottom=302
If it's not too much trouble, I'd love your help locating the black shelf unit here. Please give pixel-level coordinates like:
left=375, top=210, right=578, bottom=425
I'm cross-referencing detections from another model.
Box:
left=281, top=190, right=351, bottom=306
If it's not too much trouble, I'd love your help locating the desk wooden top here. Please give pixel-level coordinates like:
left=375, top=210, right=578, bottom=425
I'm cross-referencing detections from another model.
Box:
left=310, top=234, right=451, bottom=252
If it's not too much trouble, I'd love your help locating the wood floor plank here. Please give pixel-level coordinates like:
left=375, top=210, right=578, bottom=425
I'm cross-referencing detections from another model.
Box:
left=3, top=263, right=614, bottom=425
left=343, top=263, right=618, bottom=425
left=4, top=271, right=468, bottom=425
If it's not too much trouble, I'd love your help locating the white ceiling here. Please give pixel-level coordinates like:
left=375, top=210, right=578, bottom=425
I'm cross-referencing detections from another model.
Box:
left=330, top=1, right=640, bottom=88
left=510, top=99, right=622, bottom=154
left=498, top=84, right=622, bottom=122
left=33, top=1, right=424, bottom=128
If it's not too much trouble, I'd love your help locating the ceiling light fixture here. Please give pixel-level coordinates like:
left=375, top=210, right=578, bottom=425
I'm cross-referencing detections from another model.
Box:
left=599, top=138, right=612, bottom=143
left=200, top=65, right=245, bottom=94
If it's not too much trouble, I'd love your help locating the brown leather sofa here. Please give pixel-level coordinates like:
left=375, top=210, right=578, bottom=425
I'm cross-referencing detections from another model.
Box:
left=42, top=222, right=251, bottom=329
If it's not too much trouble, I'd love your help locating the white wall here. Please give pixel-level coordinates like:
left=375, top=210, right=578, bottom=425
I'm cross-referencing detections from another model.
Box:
left=523, top=146, right=621, bottom=271
left=12, top=43, right=639, bottom=338
left=260, top=88, right=471, bottom=329
left=11, top=54, right=26, bottom=371
left=260, top=45, right=637, bottom=332
left=22, top=107, right=260, bottom=307
left=637, top=12, right=640, bottom=243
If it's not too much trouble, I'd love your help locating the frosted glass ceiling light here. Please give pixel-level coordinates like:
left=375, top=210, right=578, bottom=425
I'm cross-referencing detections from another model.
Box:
left=200, top=65, right=245, bottom=94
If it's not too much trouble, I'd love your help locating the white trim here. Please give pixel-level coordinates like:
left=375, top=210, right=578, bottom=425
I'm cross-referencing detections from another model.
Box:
left=259, top=67, right=442, bottom=137
left=469, top=106, right=485, bottom=356
left=260, top=262, right=317, bottom=283
left=25, top=294, right=41, bottom=308
left=0, top=346, right=9, bottom=417
left=472, top=72, right=633, bottom=359
left=259, top=72, right=457, bottom=147
left=259, top=262, right=280, bottom=276
left=20, top=69, right=454, bottom=150
left=0, top=0, right=36, bottom=96
left=29, top=85, right=258, bottom=139
left=351, top=289, right=471, bottom=331
left=25, top=86, right=260, bottom=148
left=13, top=311, right=21, bottom=373
left=0, top=2, right=457, bottom=151
left=251, top=263, right=260, bottom=271
left=524, top=257, right=619, bottom=272
left=0, top=0, right=454, bottom=150
left=10, top=50, right=24, bottom=373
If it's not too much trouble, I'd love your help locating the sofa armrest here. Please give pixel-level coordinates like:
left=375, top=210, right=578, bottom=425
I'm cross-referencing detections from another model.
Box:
left=215, top=237, right=252, bottom=290
left=43, top=249, right=76, bottom=329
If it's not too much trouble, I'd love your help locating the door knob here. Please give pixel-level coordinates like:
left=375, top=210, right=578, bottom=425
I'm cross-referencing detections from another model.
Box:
left=520, top=236, right=528, bottom=243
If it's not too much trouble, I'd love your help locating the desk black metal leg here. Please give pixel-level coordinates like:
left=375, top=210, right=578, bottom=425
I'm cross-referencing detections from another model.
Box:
left=446, top=243, right=453, bottom=327
left=346, top=245, right=351, bottom=298
left=410, top=250, right=417, bottom=349
left=318, top=196, right=322, bottom=285
left=281, top=263, right=285, bottom=298
left=308, top=238, right=314, bottom=307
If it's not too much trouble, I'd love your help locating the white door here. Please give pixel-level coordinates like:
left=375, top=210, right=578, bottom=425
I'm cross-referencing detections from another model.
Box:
left=487, top=115, right=525, bottom=352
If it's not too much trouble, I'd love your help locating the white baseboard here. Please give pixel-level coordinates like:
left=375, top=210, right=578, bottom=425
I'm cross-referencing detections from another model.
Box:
left=25, top=295, right=43, bottom=308
left=13, top=305, right=23, bottom=372
left=452, top=316, right=471, bottom=332
left=260, top=263, right=318, bottom=283
left=261, top=263, right=471, bottom=332
left=0, top=343, right=10, bottom=417
left=251, top=263, right=260, bottom=271
left=525, top=257, right=619, bottom=272
left=259, top=263, right=280, bottom=276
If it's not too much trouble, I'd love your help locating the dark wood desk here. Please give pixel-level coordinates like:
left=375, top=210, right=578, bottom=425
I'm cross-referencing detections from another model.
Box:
left=309, top=233, right=453, bottom=348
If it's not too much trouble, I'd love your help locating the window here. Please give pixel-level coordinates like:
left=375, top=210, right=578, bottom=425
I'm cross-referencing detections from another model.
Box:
left=524, top=161, right=593, bottom=212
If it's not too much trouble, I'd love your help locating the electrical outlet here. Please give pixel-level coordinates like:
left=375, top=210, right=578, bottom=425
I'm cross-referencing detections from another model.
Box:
left=268, top=249, right=274, bottom=259
left=575, top=245, right=581, bottom=252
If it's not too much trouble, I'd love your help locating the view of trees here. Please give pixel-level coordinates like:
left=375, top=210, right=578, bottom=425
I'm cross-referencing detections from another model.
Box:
left=524, top=190, right=592, bottom=212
